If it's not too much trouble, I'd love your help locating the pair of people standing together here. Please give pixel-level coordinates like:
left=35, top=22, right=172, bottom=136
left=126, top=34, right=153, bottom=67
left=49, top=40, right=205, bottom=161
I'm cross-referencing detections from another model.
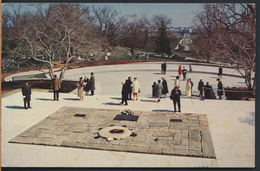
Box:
left=121, top=77, right=140, bottom=105
left=77, top=72, right=95, bottom=100
left=152, top=77, right=168, bottom=102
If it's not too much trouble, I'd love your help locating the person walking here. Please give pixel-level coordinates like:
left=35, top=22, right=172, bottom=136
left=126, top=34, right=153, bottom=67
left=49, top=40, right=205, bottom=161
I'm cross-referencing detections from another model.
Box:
left=186, top=79, right=191, bottom=98
left=131, top=77, right=140, bottom=101
left=174, top=76, right=180, bottom=89
left=161, top=77, right=168, bottom=98
left=182, top=67, right=187, bottom=81
left=77, top=77, right=85, bottom=100
left=198, top=79, right=204, bottom=98
left=89, top=72, right=95, bottom=95
left=178, top=65, right=182, bottom=76
left=170, top=86, right=181, bottom=112
left=22, top=81, right=31, bottom=109
left=152, top=82, right=157, bottom=98
left=120, top=80, right=128, bottom=105
left=51, top=74, right=61, bottom=101
left=157, top=80, right=163, bottom=102
left=218, top=66, right=223, bottom=79
left=126, top=76, right=132, bottom=100
left=189, top=63, right=192, bottom=73
left=161, top=62, right=167, bottom=74
left=217, top=78, right=223, bottom=99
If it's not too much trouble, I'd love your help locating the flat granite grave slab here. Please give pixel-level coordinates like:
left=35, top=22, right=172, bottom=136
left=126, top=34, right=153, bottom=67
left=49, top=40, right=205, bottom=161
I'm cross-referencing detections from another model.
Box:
left=9, top=107, right=216, bottom=158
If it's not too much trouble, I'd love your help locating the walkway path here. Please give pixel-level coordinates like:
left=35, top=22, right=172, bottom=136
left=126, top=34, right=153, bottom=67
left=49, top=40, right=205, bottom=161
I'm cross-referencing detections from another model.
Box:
left=1, top=62, right=255, bottom=167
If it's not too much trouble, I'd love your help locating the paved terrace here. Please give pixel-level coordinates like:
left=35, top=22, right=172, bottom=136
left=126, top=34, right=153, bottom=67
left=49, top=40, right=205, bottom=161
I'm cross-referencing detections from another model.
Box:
left=1, top=62, right=255, bottom=167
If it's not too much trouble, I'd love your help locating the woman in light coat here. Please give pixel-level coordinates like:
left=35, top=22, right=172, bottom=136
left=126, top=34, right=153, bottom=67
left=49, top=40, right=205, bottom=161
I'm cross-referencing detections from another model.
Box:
left=131, top=77, right=140, bottom=101
left=185, top=79, right=191, bottom=98
left=77, top=77, right=85, bottom=100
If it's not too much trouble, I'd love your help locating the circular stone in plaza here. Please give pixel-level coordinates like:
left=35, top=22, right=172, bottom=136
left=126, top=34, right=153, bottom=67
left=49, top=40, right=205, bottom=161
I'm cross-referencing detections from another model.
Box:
left=98, top=126, right=132, bottom=140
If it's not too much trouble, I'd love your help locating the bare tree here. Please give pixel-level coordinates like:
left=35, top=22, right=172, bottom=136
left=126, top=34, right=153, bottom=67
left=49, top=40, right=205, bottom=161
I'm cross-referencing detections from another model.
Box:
left=192, top=3, right=256, bottom=91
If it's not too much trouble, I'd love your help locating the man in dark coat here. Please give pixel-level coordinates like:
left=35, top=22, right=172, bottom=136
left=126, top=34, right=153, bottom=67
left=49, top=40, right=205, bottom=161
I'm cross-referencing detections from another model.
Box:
left=125, top=76, right=132, bottom=100
left=161, top=77, right=168, bottom=98
left=217, top=78, right=223, bottom=99
left=198, top=79, right=204, bottom=97
left=218, top=66, right=223, bottom=78
left=89, top=72, right=95, bottom=95
left=22, top=81, right=31, bottom=109
left=204, top=82, right=212, bottom=99
left=170, top=86, right=181, bottom=112
left=161, top=62, right=167, bottom=74
left=120, top=80, right=128, bottom=105
left=182, top=67, right=187, bottom=81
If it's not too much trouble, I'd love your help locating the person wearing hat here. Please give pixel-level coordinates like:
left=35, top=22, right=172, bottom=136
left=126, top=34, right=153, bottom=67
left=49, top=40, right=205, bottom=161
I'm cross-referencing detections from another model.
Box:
left=217, top=78, right=223, bottom=99
left=131, top=77, right=140, bottom=101
left=120, top=80, right=128, bottom=105
left=51, top=74, right=61, bottom=101
left=198, top=79, right=204, bottom=98
left=77, top=77, right=85, bottom=100
left=89, top=72, right=95, bottom=95
left=161, top=77, right=168, bottom=98
left=22, top=80, right=31, bottom=109
left=170, top=86, right=181, bottom=112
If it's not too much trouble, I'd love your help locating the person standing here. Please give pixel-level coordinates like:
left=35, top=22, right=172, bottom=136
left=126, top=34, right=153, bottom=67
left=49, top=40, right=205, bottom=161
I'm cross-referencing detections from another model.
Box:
left=217, top=78, right=223, bottom=99
left=83, top=76, right=90, bottom=95
left=182, top=67, right=187, bottom=81
left=157, top=80, right=163, bottom=102
left=189, top=64, right=192, bottom=73
left=174, top=76, right=180, bottom=89
left=186, top=79, right=191, bottom=98
left=126, top=76, right=133, bottom=100
left=152, top=82, right=157, bottom=98
left=77, top=77, right=85, bottom=100
left=131, top=77, right=140, bottom=101
left=161, top=77, right=168, bottom=98
left=89, top=72, right=95, bottom=95
left=218, top=66, right=223, bottom=79
left=178, top=65, right=182, bottom=76
left=120, top=80, right=128, bottom=105
left=189, top=78, right=193, bottom=94
left=198, top=79, right=204, bottom=98
left=170, top=86, right=181, bottom=112
left=161, top=62, right=167, bottom=74
left=204, top=82, right=213, bottom=99
left=22, top=81, right=31, bottom=109
left=51, top=75, right=61, bottom=101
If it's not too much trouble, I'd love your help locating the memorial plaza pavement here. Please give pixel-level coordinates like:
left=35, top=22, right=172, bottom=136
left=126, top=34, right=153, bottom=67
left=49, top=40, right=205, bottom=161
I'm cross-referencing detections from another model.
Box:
left=1, top=62, right=255, bottom=167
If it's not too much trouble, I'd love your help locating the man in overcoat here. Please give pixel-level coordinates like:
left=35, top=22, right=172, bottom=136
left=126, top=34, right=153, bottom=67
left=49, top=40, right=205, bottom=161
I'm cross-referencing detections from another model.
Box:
left=218, top=66, right=223, bottom=78
left=217, top=78, right=223, bottom=99
left=22, top=81, right=31, bottom=109
left=171, top=86, right=181, bottom=112
left=126, top=76, right=132, bottom=100
left=120, top=80, right=128, bottom=105
left=89, top=72, right=95, bottom=95
left=198, top=79, right=204, bottom=97
left=51, top=75, right=61, bottom=101
left=161, top=62, right=167, bottom=74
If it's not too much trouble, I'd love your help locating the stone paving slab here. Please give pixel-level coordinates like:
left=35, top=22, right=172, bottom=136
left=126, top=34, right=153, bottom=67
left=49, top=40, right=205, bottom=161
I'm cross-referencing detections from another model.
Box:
left=8, top=107, right=216, bottom=159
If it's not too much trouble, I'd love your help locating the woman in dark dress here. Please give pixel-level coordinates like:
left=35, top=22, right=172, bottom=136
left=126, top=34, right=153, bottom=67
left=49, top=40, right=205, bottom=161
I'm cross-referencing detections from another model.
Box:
left=161, top=77, right=168, bottom=98
left=83, top=76, right=90, bottom=95
left=152, top=82, right=157, bottom=98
